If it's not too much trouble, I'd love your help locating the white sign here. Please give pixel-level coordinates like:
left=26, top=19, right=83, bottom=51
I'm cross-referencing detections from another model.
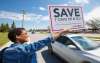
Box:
left=48, top=5, right=84, bottom=32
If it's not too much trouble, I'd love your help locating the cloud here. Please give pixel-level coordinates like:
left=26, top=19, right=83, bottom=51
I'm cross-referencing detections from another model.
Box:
left=68, top=1, right=73, bottom=4
left=74, top=0, right=90, bottom=4
left=63, top=4, right=68, bottom=6
left=0, top=10, right=49, bottom=22
left=84, top=6, right=100, bottom=21
left=39, top=7, right=46, bottom=11
left=41, top=16, right=49, bottom=21
left=0, top=11, right=30, bottom=21
left=0, top=10, right=50, bottom=29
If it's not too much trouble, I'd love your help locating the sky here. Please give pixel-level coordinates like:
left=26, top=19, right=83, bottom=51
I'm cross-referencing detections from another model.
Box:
left=0, top=0, right=100, bottom=30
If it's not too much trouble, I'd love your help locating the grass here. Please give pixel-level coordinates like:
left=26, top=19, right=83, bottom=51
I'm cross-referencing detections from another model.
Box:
left=0, top=32, right=9, bottom=47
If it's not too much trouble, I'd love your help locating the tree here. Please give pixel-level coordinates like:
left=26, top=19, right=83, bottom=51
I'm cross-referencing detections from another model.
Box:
left=0, top=23, right=10, bottom=32
left=0, top=23, right=4, bottom=32
left=86, top=18, right=100, bottom=32
left=29, top=29, right=32, bottom=32
left=5, top=23, right=9, bottom=32
left=11, top=21, right=16, bottom=29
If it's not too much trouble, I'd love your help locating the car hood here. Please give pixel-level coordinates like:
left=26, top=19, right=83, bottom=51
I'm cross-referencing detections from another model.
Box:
left=87, top=47, right=100, bottom=57
left=85, top=47, right=100, bottom=61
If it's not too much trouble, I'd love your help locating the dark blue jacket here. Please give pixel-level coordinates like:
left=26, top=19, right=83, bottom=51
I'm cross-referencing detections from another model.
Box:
left=3, top=37, right=53, bottom=63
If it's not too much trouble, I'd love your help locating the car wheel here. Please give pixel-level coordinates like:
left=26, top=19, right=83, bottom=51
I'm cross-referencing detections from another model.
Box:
left=48, top=44, right=54, bottom=55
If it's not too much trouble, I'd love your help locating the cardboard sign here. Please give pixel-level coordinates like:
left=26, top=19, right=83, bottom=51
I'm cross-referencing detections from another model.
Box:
left=48, top=5, right=84, bottom=32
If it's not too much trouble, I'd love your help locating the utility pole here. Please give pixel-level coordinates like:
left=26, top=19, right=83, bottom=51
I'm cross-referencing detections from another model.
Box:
left=21, top=10, right=25, bottom=28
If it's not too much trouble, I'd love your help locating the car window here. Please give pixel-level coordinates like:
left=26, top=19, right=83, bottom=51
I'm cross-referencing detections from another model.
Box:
left=56, top=36, right=69, bottom=44
left=56, top=36, right=79, bottom=50
left=71, top=36, right=99, bottom=50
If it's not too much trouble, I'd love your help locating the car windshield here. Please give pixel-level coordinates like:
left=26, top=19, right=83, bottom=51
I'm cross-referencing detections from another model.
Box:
left=71, top=36, right=100, bottom=50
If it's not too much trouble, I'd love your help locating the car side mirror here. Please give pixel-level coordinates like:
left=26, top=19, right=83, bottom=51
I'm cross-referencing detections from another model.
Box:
left=68, top=45, right=76, bottom=48
left=67, top=45, right=80, bottom=50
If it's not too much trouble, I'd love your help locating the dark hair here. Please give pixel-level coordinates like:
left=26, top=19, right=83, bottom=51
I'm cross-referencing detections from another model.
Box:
left=8, top=28, right=25, bottom=42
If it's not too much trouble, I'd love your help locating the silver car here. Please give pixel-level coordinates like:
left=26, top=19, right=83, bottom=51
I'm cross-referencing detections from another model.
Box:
left=48, top=34, right=100, bottom=63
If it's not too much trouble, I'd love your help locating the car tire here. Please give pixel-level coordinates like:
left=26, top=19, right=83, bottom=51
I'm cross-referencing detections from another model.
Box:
left=48, top=44, right=54, bottom=55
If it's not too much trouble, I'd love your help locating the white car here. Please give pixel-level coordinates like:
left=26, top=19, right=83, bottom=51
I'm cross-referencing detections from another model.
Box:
left=48, top=34, right=100, bottom=63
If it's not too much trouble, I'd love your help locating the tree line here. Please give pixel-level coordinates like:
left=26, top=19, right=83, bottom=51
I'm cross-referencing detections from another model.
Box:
left=0, top=18, right=100, bottom=33
left=0, top=21, right=16, bottom=32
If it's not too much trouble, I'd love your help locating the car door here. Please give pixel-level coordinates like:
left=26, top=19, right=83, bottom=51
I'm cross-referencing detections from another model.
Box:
left=52, top=36, right=83, bottom=63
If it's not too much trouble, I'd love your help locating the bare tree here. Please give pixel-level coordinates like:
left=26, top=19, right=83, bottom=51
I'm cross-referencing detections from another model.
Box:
left=86, top=18, right=100, bottom=32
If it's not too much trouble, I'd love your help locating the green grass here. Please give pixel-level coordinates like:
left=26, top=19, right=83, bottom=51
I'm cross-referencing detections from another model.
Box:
left=0, top=32, right=9, bottom=47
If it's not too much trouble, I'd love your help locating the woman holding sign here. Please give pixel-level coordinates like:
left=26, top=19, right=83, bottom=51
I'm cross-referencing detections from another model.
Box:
left=2, top=28, right=70, bottom=63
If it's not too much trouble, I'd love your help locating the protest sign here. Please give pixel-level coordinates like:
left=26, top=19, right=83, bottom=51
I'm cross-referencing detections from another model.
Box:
left=48, top=5, right=84, bottom=32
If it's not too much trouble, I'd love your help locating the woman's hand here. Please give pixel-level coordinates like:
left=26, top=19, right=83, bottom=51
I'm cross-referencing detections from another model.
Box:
left=51, top=29, right=72, bottom=40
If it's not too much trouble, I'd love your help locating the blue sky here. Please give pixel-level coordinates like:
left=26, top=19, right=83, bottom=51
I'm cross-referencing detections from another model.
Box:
left=0, top=0, right=100, bottom=30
